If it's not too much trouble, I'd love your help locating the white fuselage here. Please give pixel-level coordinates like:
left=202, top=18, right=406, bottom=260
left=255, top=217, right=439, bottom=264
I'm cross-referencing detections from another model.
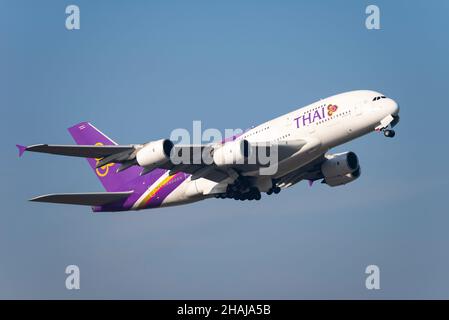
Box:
left=162, top=90, right=399, bottom=207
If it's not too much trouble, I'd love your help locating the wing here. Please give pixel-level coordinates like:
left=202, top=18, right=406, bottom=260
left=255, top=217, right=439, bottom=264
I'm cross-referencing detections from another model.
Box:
left=276, top=154, right=326, bottom=189
left=29, top=191, right=133, bottom=206
left=17, top=138, right=311, bottom=183
left=18, top=144, right=136, bottom=158
left=156, top=139, right=309, bottom=181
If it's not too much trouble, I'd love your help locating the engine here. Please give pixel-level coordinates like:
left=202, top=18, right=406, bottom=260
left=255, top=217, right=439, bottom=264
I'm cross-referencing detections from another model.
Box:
left=213, top=139, right=250, bottom=166
left=321, top=151, right=361, bottom=187
left=136, top=139, right=174, bottom=167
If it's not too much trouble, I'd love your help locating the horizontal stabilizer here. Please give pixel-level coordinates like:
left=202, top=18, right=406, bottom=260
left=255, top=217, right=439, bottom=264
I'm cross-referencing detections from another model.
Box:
left=22, top=144, right=136, bottom=158
left=29, top=191, right=133, bottom=206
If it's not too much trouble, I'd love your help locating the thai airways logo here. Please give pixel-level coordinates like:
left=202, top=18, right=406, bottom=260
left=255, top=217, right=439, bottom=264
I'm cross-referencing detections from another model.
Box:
left=94, top=142, right=114, bottom=177
left=293, top=103, right=339, bottom=128
left=327, top=104, right=338, bottom=116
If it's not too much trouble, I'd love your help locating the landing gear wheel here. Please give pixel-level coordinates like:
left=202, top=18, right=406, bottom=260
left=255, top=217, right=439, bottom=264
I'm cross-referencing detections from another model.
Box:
left=384, top=129, right=395, bottom=138
left=273, top=187, right=281, bottom=194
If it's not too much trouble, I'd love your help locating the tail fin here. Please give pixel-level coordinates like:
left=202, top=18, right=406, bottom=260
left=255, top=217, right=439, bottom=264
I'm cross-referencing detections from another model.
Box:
left=68, top=122, right=136, bottom=192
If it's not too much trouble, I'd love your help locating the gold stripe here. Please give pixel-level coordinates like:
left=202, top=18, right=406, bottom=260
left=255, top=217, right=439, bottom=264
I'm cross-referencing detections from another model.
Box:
left=138, top=174, right=176, bottom=209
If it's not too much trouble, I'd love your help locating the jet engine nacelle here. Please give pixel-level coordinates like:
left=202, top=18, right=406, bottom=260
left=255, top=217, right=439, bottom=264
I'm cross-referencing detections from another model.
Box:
left=321, top=151, right=361, bottom=187
left=213, top=139, right=250, bottom=166
left=136, top=139, right=174, bottom=167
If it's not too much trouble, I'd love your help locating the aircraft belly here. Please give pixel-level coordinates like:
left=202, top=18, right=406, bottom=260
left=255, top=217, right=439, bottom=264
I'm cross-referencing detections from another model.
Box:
left=160, top=177, right=206, bottom=207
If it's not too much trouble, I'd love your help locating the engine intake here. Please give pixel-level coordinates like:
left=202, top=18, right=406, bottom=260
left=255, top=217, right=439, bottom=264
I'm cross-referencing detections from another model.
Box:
left=136, top=139, right=174, bottom=167
left=321, top=151, right=361, bottom=187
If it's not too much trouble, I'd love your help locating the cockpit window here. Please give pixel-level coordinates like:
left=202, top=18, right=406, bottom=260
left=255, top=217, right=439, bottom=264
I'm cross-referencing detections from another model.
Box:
left=372, top=96, right=387, bottom=101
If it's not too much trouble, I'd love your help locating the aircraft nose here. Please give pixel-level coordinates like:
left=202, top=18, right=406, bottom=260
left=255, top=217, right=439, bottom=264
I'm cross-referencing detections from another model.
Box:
left=386, top=98, right=400, bottom=116
left=392, top=100, right=400, bottom=115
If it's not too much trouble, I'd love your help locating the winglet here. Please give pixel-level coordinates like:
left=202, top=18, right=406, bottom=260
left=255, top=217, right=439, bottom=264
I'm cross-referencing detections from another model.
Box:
left=308, top=179, right=314, bottom=187
left=16, top=144, right=26, bottom=157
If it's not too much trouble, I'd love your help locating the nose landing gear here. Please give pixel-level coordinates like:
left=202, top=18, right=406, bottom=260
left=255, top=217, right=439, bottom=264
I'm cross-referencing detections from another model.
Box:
left=383, top=129, right=395, bottom=138
left=375, top=114, right=399, bottom=138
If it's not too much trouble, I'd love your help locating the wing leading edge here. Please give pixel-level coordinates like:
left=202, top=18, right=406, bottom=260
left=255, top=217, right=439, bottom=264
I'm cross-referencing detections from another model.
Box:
left=17, top=144, right=136, bottom=158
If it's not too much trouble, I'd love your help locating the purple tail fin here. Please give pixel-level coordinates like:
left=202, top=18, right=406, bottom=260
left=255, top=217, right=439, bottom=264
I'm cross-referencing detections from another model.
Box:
left=68, top=122, right=139, bottom=192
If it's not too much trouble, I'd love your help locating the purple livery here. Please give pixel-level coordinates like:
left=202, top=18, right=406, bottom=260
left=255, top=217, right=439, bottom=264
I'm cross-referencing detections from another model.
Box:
left=67, top=122, right=188, bottom=212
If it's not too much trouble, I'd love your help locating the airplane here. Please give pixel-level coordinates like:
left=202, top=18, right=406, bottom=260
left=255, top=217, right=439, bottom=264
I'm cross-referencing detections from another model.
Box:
left=17, top=90, right=399, bottom=212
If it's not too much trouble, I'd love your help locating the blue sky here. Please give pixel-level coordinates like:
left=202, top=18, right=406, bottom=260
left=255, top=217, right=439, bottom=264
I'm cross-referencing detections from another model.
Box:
left=1, top=0, right=449, bottom=298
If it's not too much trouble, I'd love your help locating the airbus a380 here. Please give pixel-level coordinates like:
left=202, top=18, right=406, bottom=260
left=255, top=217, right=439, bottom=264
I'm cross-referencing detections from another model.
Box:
left=17, top=90, right=399, bottom=212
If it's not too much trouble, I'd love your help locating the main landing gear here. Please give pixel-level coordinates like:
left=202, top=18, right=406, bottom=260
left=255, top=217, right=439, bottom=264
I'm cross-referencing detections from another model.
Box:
left=215, top=187, right=262, bottom=201
left=215, top=181, right=262, bottom=201
left=266, top=186, right=281, bottom=195
left=223, top=185, right=280, bottom=200
left=215, top=178, right=282, bottom=201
